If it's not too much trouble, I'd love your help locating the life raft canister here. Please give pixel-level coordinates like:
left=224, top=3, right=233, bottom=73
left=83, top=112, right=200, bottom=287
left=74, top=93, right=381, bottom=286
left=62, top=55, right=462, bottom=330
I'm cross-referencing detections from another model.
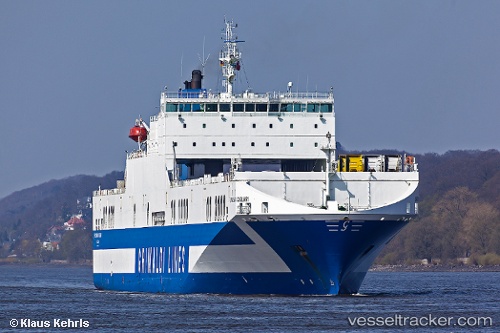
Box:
left=129, top=126, right=148, bottom=142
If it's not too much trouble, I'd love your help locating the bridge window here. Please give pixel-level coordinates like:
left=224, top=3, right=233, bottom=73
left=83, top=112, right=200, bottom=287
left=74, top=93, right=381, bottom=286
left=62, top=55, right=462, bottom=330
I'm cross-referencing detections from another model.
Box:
left=269, top=103, right=279, bottom=112
left=320, top=104, right=333, bottom=112
left=233, top=103, right=244, bottom=112
left=206, top=104, right=217, bottom=112
left=194, top=103, right=203, bottom=112
left=256, top=104, right=267, bottom=112
left=281, top=103, right=292, bottom=112
left=245, top=103, right=255, bottom=112
left=307, top=104, right=320, bottom=112
left=220, top=104, right=230, bottom=112
left=165, top=103, right=178, bottom=112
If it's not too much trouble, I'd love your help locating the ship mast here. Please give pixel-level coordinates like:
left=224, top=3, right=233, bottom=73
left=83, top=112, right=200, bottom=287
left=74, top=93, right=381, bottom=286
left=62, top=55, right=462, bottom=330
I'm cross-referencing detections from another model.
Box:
left=219, top=19, right=242, bottom=97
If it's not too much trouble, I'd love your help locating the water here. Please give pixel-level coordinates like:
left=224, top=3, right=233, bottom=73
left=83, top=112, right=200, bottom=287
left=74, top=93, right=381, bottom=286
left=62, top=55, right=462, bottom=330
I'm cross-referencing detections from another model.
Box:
left=0, top=265, right=498, bottom=332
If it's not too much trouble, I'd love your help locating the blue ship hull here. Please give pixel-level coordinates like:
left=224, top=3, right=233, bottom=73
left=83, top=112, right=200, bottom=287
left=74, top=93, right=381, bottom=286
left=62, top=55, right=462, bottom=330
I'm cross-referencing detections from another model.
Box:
left=93, top=218, right=407, bottom=295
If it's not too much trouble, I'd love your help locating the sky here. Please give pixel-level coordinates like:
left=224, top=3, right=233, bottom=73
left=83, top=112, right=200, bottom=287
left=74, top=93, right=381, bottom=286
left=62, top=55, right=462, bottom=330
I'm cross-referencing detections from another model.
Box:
left=1, top=0, right=499, bottom=199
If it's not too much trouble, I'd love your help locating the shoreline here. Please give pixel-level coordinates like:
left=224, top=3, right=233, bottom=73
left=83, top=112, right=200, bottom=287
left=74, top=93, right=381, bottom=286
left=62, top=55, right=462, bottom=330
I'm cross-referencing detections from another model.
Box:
left=0, top=259, right=92, bottom=266
left=369, top=264, right=500, bottom=272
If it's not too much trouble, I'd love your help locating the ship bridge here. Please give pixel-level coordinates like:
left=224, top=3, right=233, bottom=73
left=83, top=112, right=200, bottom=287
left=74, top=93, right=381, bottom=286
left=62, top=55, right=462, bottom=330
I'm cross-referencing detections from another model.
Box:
left=145, top=86, right=336, bottom=179
left=159, top=90, right=334, bottom=112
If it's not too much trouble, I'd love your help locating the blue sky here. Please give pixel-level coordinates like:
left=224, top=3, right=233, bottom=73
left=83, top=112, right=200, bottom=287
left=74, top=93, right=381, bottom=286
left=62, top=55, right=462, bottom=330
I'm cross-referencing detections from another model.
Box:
left=1, top=0, right=499, bottom=199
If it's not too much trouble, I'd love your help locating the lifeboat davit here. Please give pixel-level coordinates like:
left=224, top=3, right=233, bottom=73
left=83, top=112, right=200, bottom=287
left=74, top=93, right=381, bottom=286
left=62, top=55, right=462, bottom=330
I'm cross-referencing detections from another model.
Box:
left=129, top=126, right=148, bottom=142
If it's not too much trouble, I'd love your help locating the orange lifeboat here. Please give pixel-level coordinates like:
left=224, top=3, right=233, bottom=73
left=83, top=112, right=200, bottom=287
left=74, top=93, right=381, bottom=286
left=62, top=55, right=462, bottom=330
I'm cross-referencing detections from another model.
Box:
left=129, top=126, right=148, bottom=142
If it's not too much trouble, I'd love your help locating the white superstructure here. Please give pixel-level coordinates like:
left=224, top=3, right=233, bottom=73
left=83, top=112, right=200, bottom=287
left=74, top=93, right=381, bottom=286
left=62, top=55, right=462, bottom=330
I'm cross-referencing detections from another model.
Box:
left=92, top=20, right=419, bottom=295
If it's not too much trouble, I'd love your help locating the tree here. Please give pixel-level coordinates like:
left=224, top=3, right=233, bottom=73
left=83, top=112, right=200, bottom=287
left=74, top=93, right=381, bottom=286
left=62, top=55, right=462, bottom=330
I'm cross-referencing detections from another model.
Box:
left=462, top=203, right=500, bottom=255
left=60, top=229, right=92, bottom=262
left=13, top=238, right=41, bottom=258
left=430, top=187, right=477, bottom=260
left=404, top=216, right=440, bottom=263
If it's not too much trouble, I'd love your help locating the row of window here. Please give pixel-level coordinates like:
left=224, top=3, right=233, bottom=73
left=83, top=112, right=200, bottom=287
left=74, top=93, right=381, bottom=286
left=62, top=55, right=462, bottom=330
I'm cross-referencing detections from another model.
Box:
left=206, top=195, right=227, bottom=222
left=165, top=103, right=333, bottom=113
left=95, top=205, right=115, bottom=230
left=177, top=141, right=320, bottom=148
left=188, top=123, right=320, bottom=129
left=171, top=199, right=189, bottom=224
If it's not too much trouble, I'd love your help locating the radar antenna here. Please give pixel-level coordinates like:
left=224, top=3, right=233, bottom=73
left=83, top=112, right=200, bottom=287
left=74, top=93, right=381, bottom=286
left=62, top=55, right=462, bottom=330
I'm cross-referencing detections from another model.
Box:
left=219, top=19, right=243, bottom=97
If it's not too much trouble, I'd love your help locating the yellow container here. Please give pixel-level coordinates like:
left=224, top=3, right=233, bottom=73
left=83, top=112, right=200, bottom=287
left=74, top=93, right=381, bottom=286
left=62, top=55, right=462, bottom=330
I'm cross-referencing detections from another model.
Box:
left=338, top=154, right=364, bottom=172
left=348, top=155, right=364, bottom=172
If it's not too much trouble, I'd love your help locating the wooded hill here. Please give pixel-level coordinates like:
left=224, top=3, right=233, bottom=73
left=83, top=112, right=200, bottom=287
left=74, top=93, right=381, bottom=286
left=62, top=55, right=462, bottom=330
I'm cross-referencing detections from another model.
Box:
left=376, top=149, right=500, bottom=265
left=0, top=150, right=498, bottom=264
left=0, top=172, right=123, bottom=262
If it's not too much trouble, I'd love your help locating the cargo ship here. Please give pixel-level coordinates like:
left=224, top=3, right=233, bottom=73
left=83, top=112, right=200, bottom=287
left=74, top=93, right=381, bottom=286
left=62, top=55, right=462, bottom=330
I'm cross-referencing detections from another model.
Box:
left=92, top=20, right=419, bottom=295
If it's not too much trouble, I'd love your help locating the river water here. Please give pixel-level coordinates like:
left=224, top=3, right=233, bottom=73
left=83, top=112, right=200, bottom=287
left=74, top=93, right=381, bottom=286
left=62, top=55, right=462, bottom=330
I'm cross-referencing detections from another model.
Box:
left=0, top=265, right=498, bottom=332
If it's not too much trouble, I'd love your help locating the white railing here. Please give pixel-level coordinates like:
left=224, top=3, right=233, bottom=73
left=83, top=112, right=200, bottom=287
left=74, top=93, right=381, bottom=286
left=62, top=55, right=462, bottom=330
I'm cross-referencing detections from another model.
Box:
left=171, top=173, right=232, bottom=188
left=93, top=188, right=125, bottom=197
left=127, top=150, right=146, bottom=159
left=160, top=90, right=333, bottom=101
